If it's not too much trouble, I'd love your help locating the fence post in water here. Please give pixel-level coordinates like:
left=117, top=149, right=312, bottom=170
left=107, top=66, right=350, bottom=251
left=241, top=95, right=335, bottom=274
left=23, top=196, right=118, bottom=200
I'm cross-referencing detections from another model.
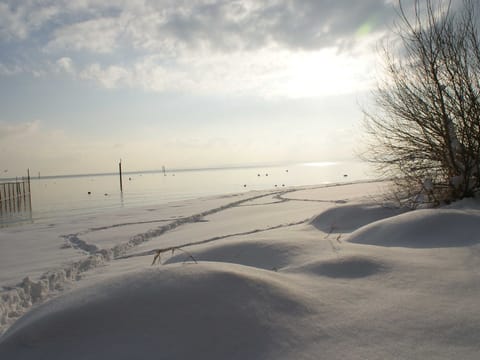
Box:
left=16, top=182, right=20, bottom=211
left=28, top=168, right=32, bottom=213
left=8, top=183, right=12, bottom=213
left=0, top=171, right=33, bottom=225
left=119, top=160, right=123, bottom=193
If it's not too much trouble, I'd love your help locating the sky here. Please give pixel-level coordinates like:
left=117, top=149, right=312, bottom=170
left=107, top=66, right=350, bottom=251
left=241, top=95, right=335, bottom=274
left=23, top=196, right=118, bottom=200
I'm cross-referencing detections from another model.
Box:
left=0, top=0, right=406, bottom=177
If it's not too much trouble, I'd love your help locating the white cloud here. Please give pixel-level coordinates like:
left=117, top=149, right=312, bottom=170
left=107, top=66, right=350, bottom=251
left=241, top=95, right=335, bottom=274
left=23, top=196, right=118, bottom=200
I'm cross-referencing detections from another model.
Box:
left=0, top=0, right=392, bottom=98
left=69, top=44, right=376, bottom=98
left=0, top=120, right=40, bottom=139
left=56, top=57, right=75, bottom=73
left=0, top=119, right=123, bottom=175
left=79, top=63, right=130, bottom=88
left=0, top=2, right=60, bottom=41
left=0, top=62, right=22, bottom=76
left=0, top=2, right=29, bottom=40
left=46, top=17, right=122, bottom=54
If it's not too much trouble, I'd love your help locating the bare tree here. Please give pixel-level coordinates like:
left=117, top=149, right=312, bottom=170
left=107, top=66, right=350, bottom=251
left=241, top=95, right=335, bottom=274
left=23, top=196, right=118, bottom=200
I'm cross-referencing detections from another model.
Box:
left=363, top=0, right=480, bottom=206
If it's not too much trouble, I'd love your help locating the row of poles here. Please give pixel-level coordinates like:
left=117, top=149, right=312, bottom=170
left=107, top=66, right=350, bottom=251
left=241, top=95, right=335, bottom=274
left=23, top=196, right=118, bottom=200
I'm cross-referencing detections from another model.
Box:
left=0, top=169, right=32, bottom=217
left=1, top=160, right=122, bottom=224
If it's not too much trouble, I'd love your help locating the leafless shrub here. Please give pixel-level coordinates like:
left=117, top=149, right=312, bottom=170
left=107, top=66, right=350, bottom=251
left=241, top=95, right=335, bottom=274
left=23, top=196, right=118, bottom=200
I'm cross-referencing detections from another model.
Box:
left=363, top=0, right=480, bottom=206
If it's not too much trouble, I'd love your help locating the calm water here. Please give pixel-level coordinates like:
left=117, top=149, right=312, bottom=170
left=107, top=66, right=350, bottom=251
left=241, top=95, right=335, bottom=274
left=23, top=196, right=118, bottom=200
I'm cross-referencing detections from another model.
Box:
left=1, top=161, right=373, bottom=226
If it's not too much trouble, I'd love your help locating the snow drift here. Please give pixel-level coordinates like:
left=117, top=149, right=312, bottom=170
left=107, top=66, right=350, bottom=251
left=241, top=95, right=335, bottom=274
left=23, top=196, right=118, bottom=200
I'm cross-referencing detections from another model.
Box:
left=347, top=209, right=480, bottom=248
left=2, top=182, right=480, bottom=359
left=0, top=264, right=314, bottom=360
left=310, top=203, right=406, bottom=233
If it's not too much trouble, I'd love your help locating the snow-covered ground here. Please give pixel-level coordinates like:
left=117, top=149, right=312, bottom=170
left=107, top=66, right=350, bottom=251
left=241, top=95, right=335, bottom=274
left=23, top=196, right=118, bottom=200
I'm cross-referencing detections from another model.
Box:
left=1, top=181, right=480, bottom=359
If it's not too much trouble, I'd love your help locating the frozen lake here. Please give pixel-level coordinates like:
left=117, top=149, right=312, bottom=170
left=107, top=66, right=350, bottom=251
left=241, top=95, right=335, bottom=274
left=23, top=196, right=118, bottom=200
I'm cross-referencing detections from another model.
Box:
left=1, top=161, right=373, bottom=226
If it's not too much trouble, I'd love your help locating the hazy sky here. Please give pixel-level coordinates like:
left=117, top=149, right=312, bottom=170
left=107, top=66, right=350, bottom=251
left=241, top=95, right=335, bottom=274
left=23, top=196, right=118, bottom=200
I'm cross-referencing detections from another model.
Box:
left=0, top=0, right=404, bottom=176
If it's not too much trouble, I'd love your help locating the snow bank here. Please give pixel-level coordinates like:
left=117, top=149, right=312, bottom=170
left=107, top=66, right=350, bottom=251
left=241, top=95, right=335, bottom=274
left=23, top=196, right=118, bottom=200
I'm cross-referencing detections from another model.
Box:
left=0, top=253, right=107, bottom=329
left=310, top=202, right=406, bottom=233
left=165, top=237, right=303, bottom=271
left=2, top=182, right=480, bottom=359
left=347, top=208, right=480, bottom=248
left=0, top=190, right=282, bottom=331
left=0, top=264, right=314, bottom=360
left=289, top=255, right=388, bottom=279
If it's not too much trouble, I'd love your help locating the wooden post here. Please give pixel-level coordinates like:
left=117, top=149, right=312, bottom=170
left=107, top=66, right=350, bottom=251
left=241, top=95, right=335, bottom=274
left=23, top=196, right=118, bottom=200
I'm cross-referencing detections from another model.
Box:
left=27, top=169, right=30, bottom=193
left=8, top=183, right=12, bottom=213
left=1, top=184, right=5, bottom=214
left=22, top=180, right=26, bottom=211
left=27, top=169, right=32, bottom=214
left=119, top=160, right=123, bottom=193
left=16, top=182, right=20, bottom=211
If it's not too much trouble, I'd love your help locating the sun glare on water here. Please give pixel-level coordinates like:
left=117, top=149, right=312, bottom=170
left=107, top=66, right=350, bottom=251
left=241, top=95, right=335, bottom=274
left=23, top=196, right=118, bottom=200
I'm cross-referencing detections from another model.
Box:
left=302, top=162, right=338, bottom=167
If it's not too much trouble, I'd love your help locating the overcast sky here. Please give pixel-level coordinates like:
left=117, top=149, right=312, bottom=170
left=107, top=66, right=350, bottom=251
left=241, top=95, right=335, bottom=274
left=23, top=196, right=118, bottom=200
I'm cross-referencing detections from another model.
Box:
left=0, top=0, right=406, bottom=176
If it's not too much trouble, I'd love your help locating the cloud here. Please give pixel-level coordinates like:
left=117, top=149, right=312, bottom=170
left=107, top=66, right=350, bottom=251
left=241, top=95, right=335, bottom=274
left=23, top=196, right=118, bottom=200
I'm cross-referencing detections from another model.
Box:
left=133, top=0, right=396, bottom=52
left=0, top=62, right=22, bottom=76
left=0, top=120, right=40, bottom=139
left=2, top=1, right=398, bottom=53
left=46, top=17, right=123, bottom=53
left=69, top=44, right=375, bottom=98
left=79, top=63, right=130, bottom=88
left=0, top=1, right=60, bottom=41
left=56, top=56, right=74, bottom=73
left=0, top=119, right=123, bottom=175
left=0, top=0, right=398, bottom=97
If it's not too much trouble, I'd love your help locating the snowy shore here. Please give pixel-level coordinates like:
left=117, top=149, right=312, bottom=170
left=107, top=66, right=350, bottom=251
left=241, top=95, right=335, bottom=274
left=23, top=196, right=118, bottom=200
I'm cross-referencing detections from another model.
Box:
left=1, top=180, right=480, bottom=359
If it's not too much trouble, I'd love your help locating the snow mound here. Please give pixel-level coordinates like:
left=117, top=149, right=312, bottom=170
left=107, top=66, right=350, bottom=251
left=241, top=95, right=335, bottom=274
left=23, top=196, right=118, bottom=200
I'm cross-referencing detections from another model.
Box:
left=310, top=203, right=406, bottom=233
left=347, top=209, right=480, bottom=248
left=164, top=240, right=301, bottom=271
left=289, top=256, right=387, bottom=279
left=0, top=263, right=313, bottom=360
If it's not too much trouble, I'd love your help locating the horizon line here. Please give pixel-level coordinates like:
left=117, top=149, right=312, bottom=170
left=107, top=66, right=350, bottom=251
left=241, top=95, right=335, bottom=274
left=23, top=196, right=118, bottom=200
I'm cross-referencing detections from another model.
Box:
left=0, top=160, right=355, bottom=181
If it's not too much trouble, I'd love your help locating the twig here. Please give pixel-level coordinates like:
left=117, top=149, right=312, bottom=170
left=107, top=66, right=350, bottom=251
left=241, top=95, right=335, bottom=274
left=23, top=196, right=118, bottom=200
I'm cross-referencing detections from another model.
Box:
left=151, top=246, right=198, bottom=265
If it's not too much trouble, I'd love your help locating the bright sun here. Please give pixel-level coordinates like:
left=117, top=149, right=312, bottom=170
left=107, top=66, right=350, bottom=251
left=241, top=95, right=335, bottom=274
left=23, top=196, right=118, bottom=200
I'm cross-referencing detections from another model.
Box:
left=283, top=48, right=375, bottom=98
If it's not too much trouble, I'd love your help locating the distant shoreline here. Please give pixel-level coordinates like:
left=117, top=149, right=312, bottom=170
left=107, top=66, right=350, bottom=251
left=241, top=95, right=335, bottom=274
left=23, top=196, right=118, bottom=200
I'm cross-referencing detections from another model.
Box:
left=0, top=161, right=358, bottom=182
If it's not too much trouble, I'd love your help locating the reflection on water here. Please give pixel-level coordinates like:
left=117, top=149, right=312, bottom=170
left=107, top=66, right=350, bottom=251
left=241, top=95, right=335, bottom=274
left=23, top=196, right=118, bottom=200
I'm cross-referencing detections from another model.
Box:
left=2, top=161, right=374, bottom=226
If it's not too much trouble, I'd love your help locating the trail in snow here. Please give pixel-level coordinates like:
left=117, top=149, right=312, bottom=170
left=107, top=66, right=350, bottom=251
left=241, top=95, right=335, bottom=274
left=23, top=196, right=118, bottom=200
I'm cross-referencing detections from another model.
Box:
left=0, top=189, right=295, bottom=332
left=118, top=218, right=310, bottom=262
left=0, top=182, right=370, bottom=334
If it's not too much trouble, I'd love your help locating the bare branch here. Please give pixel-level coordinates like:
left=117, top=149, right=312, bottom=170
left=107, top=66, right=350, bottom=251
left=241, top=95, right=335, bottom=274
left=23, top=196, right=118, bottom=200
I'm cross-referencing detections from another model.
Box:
left=363, top=0, right=480, bottom=204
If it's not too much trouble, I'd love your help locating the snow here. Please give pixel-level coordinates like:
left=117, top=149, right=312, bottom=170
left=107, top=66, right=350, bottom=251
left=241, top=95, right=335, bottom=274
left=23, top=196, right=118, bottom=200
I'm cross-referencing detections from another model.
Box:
left=347, top=208, right=480, bottom=248
left=1, top=181, right=480, bottom=359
